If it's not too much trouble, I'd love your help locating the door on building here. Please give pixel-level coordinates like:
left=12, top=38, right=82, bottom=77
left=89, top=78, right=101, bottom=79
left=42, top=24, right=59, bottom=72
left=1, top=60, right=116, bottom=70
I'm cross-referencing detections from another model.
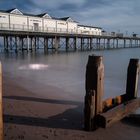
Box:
left=33, top=23, right=39, bottom=31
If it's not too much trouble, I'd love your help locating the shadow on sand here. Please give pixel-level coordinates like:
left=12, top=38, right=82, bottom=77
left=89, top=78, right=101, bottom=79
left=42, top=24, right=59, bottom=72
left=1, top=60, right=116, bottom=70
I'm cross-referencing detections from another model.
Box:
left=3, top=96, right=84, bottom=130
left=121, top=114, right=140, bottom=128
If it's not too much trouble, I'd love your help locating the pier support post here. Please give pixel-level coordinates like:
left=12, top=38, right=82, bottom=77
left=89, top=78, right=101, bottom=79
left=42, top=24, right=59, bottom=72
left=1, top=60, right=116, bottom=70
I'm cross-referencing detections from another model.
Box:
left=0, top=63, right=3, bottom=140
left=66, top=37, right=69, bottom=52
left=126, top=59, right=139, bottom=100
left=3, top=36, right=7, bottom=51
left=27, top=35, right=30, bottom=52
left=98, top=38, right=101, bottom=49
left=116, top=39, right=119, bottom=48
left=81, top=38, right=84, bottom=51
left=10, top=36, right=12, bottom=50
left=37, top=37, right=39, bottom=49
left=96, top=38, right=98, bottom=49
left=4, top=36, right=8, bottom=52
left=15, top=36, right=18, bottom=53
left=103, top=38, right=106, bottom=49
left=107, top=39, right=110, bottom=49
left=130, top=39, right=132, bottom=48
left=124, top=39, right=126, bottom=48
left=54, top=36, right=59, bottom=51
left=84, top=55, right=104, bottom=131
left=89, top=38, right=93, bottom=50
left=34, top=36, right=37, bottom=52
left=74, top=37, right=77, bottom=51
left=30, top=37, right=33, bottom=51
left=44, top=37, right=48, bottom=53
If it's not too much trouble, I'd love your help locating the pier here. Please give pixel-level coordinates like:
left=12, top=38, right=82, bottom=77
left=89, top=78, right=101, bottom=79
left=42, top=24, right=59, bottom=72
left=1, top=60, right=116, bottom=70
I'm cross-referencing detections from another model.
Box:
left=0, top=29, right=140, bottom=53
left=0, top=8, right=140, bottom=53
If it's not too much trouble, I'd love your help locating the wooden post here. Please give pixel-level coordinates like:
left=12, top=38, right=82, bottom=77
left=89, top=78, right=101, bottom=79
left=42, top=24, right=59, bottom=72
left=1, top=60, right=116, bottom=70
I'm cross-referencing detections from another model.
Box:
left=85, top=55, right=104, bottom=131
left=126, top=59, right=139, bottom=100
left=0, top=63, right=3, bottom=140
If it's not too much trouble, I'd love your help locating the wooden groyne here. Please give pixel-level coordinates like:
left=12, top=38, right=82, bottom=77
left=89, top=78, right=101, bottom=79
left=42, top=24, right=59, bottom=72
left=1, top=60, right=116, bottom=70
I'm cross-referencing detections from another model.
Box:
left=84, top=55, right=140, bottom=131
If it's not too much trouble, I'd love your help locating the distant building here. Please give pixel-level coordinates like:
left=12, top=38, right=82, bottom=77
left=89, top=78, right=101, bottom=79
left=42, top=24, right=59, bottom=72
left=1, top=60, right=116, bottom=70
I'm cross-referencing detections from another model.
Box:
left=0, top=8, right=102, bottom=35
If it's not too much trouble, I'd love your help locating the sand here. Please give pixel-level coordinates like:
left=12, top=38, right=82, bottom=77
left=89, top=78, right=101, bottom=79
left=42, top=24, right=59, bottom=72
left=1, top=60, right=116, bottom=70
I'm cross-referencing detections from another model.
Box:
left=3, top=75, right=140, bottom=140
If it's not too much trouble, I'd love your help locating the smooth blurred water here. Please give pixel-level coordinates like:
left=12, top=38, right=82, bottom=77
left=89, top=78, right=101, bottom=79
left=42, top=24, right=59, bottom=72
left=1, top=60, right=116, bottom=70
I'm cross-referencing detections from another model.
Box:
left=0, top=48, right=140, bottom=103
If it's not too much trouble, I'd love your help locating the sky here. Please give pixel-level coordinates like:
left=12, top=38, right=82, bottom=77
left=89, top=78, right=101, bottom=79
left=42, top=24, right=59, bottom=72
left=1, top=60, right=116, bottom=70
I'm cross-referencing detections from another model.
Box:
left=0, top=0, right=140, bottom=35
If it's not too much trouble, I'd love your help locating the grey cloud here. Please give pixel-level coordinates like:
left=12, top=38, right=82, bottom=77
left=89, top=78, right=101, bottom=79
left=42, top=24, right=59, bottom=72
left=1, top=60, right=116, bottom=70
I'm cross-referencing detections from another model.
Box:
left=0, top=0, right=140, bottom=34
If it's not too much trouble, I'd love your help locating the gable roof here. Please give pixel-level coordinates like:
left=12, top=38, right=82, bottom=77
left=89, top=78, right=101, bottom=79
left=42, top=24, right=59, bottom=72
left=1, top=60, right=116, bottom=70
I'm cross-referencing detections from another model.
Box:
left=37, top=13, right=51, bottom=19
left=59, top=17, right=77, bottom=22
left=6, top=8, right=23, bottom=15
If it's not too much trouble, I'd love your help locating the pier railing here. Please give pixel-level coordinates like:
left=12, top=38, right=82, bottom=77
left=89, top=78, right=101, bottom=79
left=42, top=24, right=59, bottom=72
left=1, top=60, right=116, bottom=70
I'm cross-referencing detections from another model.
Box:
left=0, top=23, right=102, bottom=36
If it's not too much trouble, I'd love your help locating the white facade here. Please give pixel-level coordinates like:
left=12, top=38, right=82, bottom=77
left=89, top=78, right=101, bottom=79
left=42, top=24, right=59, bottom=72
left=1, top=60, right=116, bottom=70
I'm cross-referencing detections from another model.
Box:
left=0, top=8, right=102, bottom=35
left=77, top=25, right=102, bottom=35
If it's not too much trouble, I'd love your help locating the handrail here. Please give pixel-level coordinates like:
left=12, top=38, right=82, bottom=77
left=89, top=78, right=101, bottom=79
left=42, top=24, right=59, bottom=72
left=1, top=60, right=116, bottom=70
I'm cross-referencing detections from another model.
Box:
left=0, top=23, right=102, bottom=36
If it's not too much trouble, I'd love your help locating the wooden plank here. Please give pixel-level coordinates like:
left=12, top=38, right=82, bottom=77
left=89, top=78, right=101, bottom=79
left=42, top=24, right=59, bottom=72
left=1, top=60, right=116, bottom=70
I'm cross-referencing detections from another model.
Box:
left=102, top=94, right=126, bottom=112
left=98, top=98, right=140, bottom=128
left=0, top=62, right=3, bottom=140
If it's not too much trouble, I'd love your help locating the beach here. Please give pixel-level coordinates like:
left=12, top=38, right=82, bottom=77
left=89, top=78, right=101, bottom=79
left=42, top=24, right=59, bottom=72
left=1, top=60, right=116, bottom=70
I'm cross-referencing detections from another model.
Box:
left=1, top=49, right=140, bottom=140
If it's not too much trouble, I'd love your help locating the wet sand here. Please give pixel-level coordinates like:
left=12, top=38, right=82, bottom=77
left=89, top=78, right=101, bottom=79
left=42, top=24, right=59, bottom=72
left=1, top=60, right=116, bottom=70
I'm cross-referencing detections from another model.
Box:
left=3, top=74, right=140, bottom=140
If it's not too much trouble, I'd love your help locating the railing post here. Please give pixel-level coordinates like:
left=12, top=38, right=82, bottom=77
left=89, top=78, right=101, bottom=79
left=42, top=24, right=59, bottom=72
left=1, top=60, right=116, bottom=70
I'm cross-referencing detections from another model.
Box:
left=84, top=55, right=104, bottom=131
left=126, top=59, right=139, bottom=100
left=0, top=62, right=3, bottom=140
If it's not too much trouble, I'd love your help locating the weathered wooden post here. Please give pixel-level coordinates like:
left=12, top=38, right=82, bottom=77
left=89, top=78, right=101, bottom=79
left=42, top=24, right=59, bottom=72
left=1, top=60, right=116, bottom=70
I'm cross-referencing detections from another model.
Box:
left=0, top=62, right=3, bottom=139
left=126, top=59, right=139, bottom=100
left=84, top=55, right=104, bottom=131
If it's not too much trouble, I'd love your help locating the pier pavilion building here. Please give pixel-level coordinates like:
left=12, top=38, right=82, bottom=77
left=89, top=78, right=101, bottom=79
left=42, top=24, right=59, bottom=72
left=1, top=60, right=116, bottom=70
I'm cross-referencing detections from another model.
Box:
left=0, top=8, right=102, bottom=35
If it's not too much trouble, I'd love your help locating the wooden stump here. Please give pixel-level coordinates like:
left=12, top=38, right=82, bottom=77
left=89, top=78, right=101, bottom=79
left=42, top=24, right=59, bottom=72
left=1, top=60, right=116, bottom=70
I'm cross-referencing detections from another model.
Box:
left=126, top=59, right=139, bottom=100
left=84, top=55, right=104, bottom=131
left=0, top=62, right=3, bottom=139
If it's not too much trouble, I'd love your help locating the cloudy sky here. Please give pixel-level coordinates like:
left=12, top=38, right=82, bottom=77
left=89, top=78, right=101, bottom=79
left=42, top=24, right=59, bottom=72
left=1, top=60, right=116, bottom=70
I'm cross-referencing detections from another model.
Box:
left=0, top=0, right=140, bottom=35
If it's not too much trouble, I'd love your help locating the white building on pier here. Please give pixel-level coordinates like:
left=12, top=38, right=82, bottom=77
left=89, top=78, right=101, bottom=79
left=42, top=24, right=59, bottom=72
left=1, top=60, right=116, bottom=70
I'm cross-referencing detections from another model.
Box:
left=0, top=8, right=102, bottom=35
